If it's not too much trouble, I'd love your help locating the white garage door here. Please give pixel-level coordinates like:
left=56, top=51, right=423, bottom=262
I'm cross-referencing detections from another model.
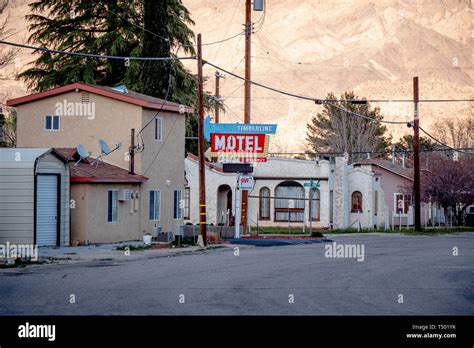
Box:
left=36, top=175, right=59, bottom=246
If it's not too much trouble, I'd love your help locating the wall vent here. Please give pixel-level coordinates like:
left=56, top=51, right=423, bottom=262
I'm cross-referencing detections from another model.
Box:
left=81, top=92, right=90, bottom=103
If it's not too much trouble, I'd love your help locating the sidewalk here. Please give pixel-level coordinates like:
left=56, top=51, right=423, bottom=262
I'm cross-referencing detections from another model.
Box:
left=38, top=241, right=233, bottom=264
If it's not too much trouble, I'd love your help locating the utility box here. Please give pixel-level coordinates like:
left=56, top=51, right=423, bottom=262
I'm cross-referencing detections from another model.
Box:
left=253, top=0, right=264, bottom=11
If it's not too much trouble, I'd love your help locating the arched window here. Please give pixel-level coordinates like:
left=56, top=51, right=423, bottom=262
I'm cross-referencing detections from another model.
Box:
left=275, top=181, right=305, bottom=222
left=351, top=191, right=363, bottom=213
left=310, top=188, right=320, bottom=221
left=259, top=187, right=270, bottom=220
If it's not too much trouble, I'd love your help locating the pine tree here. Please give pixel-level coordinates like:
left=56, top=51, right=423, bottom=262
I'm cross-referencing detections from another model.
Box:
left=19, top=0, right=215, bottom=154
left=305, top=92, right=391, bottom=162
left=394, top=134, right=438, bottom=165
left=19, top=0, right=142, bottom=90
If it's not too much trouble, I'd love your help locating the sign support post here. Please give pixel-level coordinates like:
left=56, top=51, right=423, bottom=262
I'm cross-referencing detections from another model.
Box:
left=235, top=173, right=242, bottom=239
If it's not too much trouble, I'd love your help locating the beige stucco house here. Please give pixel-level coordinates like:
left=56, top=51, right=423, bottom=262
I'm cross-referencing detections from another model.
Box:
left=7, top=83, right=193, bottom=241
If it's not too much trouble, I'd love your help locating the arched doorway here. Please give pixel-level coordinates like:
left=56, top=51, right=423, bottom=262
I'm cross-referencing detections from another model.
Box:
left=217, top=185, right=233, bottom=225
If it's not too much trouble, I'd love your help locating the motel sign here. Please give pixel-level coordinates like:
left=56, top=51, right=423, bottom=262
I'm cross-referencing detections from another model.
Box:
left=204, top=115, right=277, bottom=163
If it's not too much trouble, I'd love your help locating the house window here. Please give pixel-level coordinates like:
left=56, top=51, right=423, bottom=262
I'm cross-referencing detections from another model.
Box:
left=45, top=115, right=60, bottom=131
left=259, top=187, right=270, bottom=220
left=173, top=190, right=183, bottom=220
left=149, top=190, right=161, bottom=221
left=107, top=190, right=118, bottom=222
left=274, top=181, right=305, bottom=222
left=351, top=191, right=363, bottom=213
left=309, top=188, right=320, bottom=221
left=154, top=118, right=162, bottom=141
left=183, top=187, right=190, bottom=220
left=394, top=193, right=411, bottom=215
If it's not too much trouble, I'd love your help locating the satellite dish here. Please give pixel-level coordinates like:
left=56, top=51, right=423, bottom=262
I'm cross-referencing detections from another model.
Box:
left=91, top=139, right=122, bottom=167
left=77, top=144, right=88, bottom=158
left=75, top=144, right=89, bottom=166
left=99, top=139, right=111, bottom=155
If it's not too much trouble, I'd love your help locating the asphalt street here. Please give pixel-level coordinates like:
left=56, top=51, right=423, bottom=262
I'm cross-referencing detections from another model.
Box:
left=0, top=233, right=473, bottom=315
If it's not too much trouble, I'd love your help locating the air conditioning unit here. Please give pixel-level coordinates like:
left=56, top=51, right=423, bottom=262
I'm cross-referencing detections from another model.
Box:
left=118, top=189, right=131, bottom=202
left=151, top=226, right=162, bottom=238
left=157, top=231, right=173, bottom=243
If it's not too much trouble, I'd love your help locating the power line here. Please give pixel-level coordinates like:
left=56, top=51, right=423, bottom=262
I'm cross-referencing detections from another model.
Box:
left=221, top=100, right=243, bottom=123
left=251, top=54, right=474, bottom=70
left=252, top=6, right=266, bottom=34
left=269, top=147, right=474, bottom=157
left=3, top=39, right=471, bottom=105
left=325, top=101, right=408, bottom=125
left=188, top=31, right=244, bottom=47
left=205, top=60, right=474, bottom=105
left=419, top=126, right=474, bottom=155
left=224, top=95, right=474, bottom=102
left=0, top=40, right=194, bottom=61
left=105, top=7, right=243, bottom=49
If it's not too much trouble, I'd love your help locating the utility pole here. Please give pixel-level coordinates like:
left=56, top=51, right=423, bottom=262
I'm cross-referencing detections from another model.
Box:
left=413, top=76, right=421, bottom=231
left=241, top=0, right=252, bottom=233
left=214, top=71, right=221, bottom=123
left=197, top=33, right=208, bottom=245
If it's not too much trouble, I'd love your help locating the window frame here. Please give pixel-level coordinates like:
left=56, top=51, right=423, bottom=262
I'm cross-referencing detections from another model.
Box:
left=351, top=191, right=363, bottom=213
left=107, top=189, right=118, bottom=223
left=394, top=193, right=411, bottom=216
left=183, top=187, right=190, bottom=220
left=154, top=117, right=162, bottom=141
left=149, top=190, right=161, bottom=221
left=259, top=187, right=271, bottom=220
left=45, top=115, right=60, bottom=131
left=274, top=181, right=305, bottom=223
left=173, top=189, right=183, bottom=220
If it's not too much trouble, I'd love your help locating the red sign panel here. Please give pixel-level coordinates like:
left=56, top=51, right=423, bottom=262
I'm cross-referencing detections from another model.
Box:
left=211, top=133, right=267, bottom=153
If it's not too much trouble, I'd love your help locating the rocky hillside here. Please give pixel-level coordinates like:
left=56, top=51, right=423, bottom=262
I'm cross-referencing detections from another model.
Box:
left=1, top=0, right=472, bottom=151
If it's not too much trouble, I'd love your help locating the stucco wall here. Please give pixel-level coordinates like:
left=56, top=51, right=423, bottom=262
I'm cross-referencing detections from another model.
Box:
left=139, top=109, right=186, bottom=235
left=70, top=183, right=142, bottom=244
left=15, top=91, right=187, bottom=237
left=185, top=158, right=237, bottom=226
left=347, top=167, right=376, bottom=229
left=185, top=157, right=332, bottom=229
left=16, top=91, right=142, bottom=170
left=358, top=164, right=429, bottom=226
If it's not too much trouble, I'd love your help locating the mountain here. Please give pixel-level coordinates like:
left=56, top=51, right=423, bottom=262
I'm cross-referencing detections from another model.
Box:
left=1, top=0, right=473, bottom=151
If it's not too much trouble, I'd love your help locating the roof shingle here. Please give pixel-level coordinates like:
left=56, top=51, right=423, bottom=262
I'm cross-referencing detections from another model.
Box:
left=53, top=148, right=148, bottom=184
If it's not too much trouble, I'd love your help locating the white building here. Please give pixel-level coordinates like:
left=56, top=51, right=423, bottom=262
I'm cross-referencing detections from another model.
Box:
left=184, top=154, right=386, bottom=231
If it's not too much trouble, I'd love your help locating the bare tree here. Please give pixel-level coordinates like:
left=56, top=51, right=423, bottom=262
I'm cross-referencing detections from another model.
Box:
left=0, top=0, right=17, bottom=79
left=0, top=106, right=16, bottom=147
left=433, top=115, right=474, bottom=149
left=421, top=152, right=474, bottom=225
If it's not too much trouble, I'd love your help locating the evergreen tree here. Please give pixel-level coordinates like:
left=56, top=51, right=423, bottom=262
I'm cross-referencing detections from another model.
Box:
left=394, top=134, right=438, bottom=165
left=305, top=92, right=391, bottom=162
left=19, top=0, right=142, bottom=90
left=19, top=0, right=216, bottom=154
